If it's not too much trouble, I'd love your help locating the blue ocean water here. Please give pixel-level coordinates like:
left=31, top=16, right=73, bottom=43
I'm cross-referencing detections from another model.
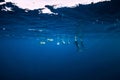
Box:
left=1, top=32, right=120, bottom=80
left=0, top=1, right=120, bottom=80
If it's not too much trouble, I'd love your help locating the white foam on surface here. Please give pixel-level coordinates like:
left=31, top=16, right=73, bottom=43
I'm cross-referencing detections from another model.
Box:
left=1, top=0, right=110, bottom=13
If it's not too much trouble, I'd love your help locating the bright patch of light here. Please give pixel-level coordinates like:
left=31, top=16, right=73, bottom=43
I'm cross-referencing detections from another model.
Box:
left=47, top=38, right=54, bottom=42
left=38, top=29, right=43, bottom=32
left=40, top=41, right=46, bottom=45
left=38, top=10, right=42, bottom=14
left=57, top=42, right=60, bottom=45
left=75, top=36, right=77, bottom=41
left=25, top=9, right=29, bottom=13
left=0, top=2, right=6, bottom=5
left=28, top=28, right=44, bottom=32
left=4, top=0, right=110, bottom=13
left=2, top=28, right=6, bottom=31
left=42, top=8, right=54, bottom=14
left=1, top=6, right=13, bottom=12
left=62, top=40, right=66, bottom=44
left=28, top=28, right=36, bottom=31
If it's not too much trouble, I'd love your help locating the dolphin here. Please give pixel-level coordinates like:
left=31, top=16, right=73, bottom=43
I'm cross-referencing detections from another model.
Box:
left=74, top=36, right=84, bottom=52
left=74, top=36, right=80, bottom=52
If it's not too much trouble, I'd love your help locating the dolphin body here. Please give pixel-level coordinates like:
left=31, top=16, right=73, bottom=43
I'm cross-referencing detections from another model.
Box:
left=75, top=40, right=80, bottom=52
left=74, top=36, right=84, bottom=52
left=74, top=36, right=80, bottom=52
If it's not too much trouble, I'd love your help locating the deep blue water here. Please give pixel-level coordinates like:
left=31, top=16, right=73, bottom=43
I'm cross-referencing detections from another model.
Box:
left=0, top=34, right=120, bottom=80
left=0, top=1, right=120, bottom=80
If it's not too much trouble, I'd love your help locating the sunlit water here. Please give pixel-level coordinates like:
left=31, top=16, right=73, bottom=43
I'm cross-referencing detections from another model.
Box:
left=0, top=21, right=120, bottom=80
left=0, top=2, right=120, bottom=79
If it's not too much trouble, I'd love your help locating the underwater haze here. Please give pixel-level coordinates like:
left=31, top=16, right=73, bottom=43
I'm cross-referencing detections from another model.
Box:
left=0, top=0, right=120, bottom=80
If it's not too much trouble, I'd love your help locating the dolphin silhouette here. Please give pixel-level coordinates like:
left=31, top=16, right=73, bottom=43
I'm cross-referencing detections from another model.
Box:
left=74, top=36, right=80, bottom=52
left=74, top=36, right=84, bottom=52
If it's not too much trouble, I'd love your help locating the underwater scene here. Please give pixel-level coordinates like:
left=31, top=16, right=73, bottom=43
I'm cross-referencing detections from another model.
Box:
left=0, top=0, right=120, bottom=80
